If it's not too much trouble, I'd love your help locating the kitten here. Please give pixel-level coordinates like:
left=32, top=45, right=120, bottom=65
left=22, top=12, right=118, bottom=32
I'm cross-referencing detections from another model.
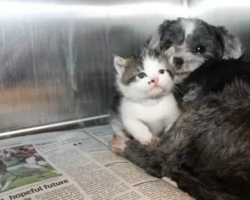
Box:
left=110, top=49, right=180, bottom=145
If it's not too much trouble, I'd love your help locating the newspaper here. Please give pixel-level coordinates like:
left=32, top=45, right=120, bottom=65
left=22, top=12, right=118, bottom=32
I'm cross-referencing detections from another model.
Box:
left=0, top=125, right=193, bottom=200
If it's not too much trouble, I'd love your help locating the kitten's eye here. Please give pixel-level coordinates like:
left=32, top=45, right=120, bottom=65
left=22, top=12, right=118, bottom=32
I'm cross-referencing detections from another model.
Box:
left=137, top=72, right=147, bottom=79
left=165, top=40, right=172, bottom=49
left=195, top=45, right=206, bottom=54
left=158, top=69, right=165, bottom=74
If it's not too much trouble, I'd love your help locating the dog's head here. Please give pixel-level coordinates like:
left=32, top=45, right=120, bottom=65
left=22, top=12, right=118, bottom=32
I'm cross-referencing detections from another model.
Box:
left=147, top=18, right=244, bottom=82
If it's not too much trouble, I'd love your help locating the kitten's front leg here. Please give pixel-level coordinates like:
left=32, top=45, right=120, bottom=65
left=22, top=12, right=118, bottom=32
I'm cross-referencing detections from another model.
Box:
left=123, top=120, right=153, bottom=145
left=111, top=134, right=165, bottom=178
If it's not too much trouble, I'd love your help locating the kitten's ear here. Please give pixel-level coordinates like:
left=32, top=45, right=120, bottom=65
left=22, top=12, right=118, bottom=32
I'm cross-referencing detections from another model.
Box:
left=113, top=55, right=126, bottom=75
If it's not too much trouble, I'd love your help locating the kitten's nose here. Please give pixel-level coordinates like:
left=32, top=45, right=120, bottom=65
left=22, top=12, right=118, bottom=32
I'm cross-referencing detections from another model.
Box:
left=173, top=57, right=184, bottom=69
left=150, top=77, right=159, bottom=84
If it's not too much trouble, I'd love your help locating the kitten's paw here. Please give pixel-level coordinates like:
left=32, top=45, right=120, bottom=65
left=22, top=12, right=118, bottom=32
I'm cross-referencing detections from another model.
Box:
left=138, top=134, right=153, bottom=146
left=111, top=134, right=127, bottom=155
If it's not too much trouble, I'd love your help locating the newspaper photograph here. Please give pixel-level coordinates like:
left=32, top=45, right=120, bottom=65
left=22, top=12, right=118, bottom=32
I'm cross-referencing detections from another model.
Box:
left=0, top=145, right=61, bottom=193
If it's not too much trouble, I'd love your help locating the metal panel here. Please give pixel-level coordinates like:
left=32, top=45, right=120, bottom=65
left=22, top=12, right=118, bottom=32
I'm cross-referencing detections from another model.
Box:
left=0, top=0, right=186, bottom=133
left=188, top=0, right=250, bottom=61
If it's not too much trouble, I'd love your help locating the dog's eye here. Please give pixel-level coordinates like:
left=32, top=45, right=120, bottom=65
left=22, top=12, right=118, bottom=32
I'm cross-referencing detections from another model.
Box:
left=195, top=45, right=206, bottom=54
left=165, top=40, right=173, bottom=49
left=158, top=69, right=165, bottom=74
left=137, top=72, right=147, bottom=79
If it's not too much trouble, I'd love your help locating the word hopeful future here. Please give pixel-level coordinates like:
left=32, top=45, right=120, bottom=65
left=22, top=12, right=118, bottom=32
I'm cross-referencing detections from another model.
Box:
left=9, top=179, right=69, bottom=200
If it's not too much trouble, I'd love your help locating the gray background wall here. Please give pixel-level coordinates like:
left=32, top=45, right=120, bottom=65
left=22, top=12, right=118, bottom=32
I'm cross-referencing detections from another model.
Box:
left=0, top=0, right=248, bottom=133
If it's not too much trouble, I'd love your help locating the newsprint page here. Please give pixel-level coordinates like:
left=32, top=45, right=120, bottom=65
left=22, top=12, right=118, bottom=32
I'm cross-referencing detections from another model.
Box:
left=0, top=125, right=193, bottom=200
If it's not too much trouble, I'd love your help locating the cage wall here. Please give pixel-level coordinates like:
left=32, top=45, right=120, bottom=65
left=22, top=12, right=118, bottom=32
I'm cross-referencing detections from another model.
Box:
left=0, top=0, right=249, bottom=134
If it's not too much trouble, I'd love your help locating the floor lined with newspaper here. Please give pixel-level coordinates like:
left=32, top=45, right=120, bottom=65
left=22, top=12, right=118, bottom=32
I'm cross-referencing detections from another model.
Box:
left=0, top=125, right=193, bottom=200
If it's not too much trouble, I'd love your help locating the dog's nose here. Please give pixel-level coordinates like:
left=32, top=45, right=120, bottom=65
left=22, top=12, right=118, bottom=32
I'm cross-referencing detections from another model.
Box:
left=173, top=57, right=184, bottom=68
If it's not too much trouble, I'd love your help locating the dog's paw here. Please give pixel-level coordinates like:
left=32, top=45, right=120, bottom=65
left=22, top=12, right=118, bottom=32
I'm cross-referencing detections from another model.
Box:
left=111, top=134, right=127, bottom=155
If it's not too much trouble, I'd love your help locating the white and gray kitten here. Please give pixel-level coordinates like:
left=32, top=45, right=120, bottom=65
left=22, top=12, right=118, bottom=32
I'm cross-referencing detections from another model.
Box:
left=110, top=49, right=180, bottom=145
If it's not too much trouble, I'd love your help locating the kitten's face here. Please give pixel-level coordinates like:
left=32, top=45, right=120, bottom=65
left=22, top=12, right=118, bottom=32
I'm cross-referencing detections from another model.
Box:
left=114, top=50, right=174, bottom=100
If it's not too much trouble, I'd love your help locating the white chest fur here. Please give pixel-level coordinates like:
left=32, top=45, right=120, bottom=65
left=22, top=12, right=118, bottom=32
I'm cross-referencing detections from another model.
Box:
left=120, top=94, right=180, bottom=137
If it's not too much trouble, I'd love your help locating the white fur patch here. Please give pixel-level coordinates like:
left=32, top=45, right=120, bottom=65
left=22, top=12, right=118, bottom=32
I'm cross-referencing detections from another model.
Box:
left=143, top=56, right=165, bottom=77
left=181, top=19, right=196, bottom=39
left=121, top=94, right=180, bottom=145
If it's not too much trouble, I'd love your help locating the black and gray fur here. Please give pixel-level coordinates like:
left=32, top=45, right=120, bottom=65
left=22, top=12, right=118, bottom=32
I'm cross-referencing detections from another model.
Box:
left=175, top=59, right=250, bottom=106
left=147, top=18, right=244, bottom=82
left=121, top=81, right=250, bottom=199
left=116, top=59, right=250, bottom=200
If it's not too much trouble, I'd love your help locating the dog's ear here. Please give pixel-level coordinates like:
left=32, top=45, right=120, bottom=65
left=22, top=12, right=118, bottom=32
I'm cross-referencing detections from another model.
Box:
left=147, top=20, right=173, bottom=50
left=147, top=31, right=161, bottom=50
left=216, top=26, right=244, bottom=59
